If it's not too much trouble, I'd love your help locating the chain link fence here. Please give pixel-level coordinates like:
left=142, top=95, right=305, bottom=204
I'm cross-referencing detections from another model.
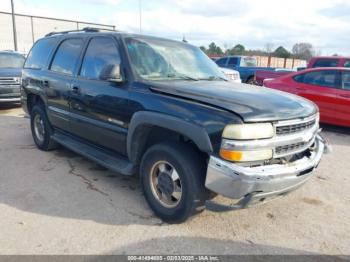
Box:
left=0, top=11, right=115, bottom=54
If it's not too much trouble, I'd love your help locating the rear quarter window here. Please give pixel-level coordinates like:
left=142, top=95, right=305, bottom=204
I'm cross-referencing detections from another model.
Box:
left=293, top=74, right=304, bottom=83
left=24, top=38, right=57, bottom=69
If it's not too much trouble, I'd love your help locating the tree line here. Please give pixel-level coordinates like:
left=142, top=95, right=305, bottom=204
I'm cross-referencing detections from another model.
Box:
left=199, top=42, right=319, bottom=61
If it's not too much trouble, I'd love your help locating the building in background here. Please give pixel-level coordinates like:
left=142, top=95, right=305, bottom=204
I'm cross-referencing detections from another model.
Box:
left=0, top=11, right=115, bottom=54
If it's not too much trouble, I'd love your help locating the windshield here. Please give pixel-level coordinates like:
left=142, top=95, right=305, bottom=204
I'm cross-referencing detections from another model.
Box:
left=125, top=37, right=226, bottom=81
left=0, top=53, right=25, bottom=68
left=240, top=57, right=257, bottom=67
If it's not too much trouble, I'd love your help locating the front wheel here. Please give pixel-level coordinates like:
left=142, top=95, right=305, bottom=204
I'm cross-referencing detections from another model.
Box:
left=140, top=142, right=209, bottom=223
left=246, top=76, right=257, bottom=85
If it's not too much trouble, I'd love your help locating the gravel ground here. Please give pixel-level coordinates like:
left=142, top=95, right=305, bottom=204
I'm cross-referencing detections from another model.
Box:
left=0, top=104, right=349, bottom=255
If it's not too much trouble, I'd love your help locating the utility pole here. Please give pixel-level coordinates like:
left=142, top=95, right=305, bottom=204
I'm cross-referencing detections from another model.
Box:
left=11, top=0, right=18, bottom=51
left=139, top=0, right=142, bottom=34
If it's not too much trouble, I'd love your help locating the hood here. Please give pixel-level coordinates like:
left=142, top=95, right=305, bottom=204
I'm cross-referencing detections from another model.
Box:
left=0, top=68, right=22, bottom=78
left=149, top=80, right=317, bottom=122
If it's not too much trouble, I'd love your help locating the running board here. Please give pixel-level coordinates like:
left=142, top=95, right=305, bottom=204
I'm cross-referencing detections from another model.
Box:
left=52, top=132, right=136, bottom=176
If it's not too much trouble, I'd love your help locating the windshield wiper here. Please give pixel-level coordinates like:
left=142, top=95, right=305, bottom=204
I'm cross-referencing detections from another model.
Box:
left=199, top=76, right=228, bottom=81
left=167, top=73, right=199, bottom=81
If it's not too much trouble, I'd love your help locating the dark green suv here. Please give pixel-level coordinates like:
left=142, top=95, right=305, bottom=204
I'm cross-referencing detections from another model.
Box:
left=21, top=28, right=327, bottom=223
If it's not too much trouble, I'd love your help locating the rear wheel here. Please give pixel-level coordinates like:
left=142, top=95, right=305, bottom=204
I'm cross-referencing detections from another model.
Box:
left=140, top=142, right=209, bottom=223
left=30, top=104, right=58, bottom=151
left=246, top=76, right=256, bottom=85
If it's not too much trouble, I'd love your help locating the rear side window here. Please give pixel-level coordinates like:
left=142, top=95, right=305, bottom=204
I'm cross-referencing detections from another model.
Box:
left=228, top=57, right=238, bottom=66
left=302, top=70, right=339, bottom=88
left=312, top=59, right=339, bottom=68
left=293, top=74, right=304, bottom=83
left=80, top=37, right=121, bottom=80
left=216, top=58, right=227, bottom=66
left=24, top=38, right=57, bottom=69
left=240, top=57, right=257, bottom=67
left=50, top=38, right=84, bottom=75
left=344, top=60, right=350, bottom=67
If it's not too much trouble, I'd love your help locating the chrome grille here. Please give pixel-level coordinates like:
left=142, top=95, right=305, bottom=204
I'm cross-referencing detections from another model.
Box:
left=276, top=118, right=316, bottom=136
left=0, top=77, right=18, bottom=86
left=275, top=141, right=308, bottom=155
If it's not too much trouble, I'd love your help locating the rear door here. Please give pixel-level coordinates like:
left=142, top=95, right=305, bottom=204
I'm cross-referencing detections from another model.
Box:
left=292, top=70, right=340, bottom=125
left=69, top=36, right=129, bottom=155
left=45, top=37, right=85, bottom=132
left=338, top=70, right=350, bottom=127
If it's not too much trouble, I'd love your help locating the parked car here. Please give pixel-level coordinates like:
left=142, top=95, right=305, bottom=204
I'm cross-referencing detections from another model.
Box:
left=308, top=56, right=350, bottom=68
left=256, top=56, right=350, bottom=86
left=0, top=50, right=25, bottom=102
left=220, top=67, right=241, bottom=83
left=21, top=28, right=326, bottom=223
left=215, top=56, right=275, bottom=84
left=255, top=69, right=295, bottom=86
left=264, top=67, right=350, bottom=127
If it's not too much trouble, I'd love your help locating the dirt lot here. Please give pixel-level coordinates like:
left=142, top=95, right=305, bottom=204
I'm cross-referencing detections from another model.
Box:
left=0, top=104, right=349, bottom=255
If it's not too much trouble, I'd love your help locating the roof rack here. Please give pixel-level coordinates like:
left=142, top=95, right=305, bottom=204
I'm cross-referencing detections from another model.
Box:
left=45, top=27, right=117, bottom=37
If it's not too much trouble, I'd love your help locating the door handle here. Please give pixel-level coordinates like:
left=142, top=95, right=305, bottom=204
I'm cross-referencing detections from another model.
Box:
left=296, top=87, right=305, bottom=91
left=339, top=94, right=350, bottom=98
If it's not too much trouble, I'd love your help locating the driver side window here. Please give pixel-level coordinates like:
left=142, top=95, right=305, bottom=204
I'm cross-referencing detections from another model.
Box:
left=80, top=37, right=121, bottom=80
left=302, top=70, right=339, bottom=88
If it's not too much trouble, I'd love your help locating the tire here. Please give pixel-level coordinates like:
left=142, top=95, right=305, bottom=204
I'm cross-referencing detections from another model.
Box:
left=140, top=142, right=210, bottom=223
left=30, top=104, right=58, bottom=151
left=246, top=76, right=256, bottom=85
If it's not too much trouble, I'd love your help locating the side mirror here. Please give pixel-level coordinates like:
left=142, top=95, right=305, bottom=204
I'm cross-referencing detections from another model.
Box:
left=99, top=64, right=123, bottom=83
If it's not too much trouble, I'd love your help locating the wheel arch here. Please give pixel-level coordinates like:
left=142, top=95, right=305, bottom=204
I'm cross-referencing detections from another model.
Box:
left=127, top=111, right=213, bottom=164
left=27, top=93, right=46, bottom=115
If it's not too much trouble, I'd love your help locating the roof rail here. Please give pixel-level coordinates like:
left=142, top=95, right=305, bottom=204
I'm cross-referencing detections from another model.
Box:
left=45, top=27, right=117, bottom=37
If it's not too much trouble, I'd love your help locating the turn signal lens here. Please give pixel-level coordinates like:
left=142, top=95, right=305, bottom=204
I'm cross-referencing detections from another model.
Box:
left=220, top=149, right=273, bottom=162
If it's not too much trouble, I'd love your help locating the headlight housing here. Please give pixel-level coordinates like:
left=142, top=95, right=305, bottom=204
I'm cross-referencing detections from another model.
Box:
left=220, top=123, right=274, bottom=162
left=222, top=123, right=274, bottom=140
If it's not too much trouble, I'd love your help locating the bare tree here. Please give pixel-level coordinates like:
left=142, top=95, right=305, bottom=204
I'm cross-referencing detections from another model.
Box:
left=292, top=43, right=315, bottom=60
left=264, top=42, right=274, bottom=55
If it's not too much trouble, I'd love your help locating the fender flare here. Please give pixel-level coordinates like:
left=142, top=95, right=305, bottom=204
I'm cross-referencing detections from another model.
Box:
left=127, top=111, right=213, bottom=162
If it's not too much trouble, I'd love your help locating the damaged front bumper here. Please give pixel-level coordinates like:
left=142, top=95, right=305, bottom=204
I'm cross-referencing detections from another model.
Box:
left=205, top=135, right=327, bottom=212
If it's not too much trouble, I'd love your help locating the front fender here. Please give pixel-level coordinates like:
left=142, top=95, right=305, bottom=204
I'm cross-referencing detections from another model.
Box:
left=127, top=111, right=213, bottom=162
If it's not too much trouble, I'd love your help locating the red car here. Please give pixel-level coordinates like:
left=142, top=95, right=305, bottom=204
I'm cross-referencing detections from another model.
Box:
left=255, top=56, right=350, bottom=86
left=264, top=67, right=350, bottom=127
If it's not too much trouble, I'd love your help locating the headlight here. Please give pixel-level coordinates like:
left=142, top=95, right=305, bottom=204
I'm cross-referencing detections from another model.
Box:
left=220, top=148, right=272, bottom=162
left=222, top=123, right=274, bottom=140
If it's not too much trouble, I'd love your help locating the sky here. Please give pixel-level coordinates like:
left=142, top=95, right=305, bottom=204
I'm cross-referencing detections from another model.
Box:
left=1, top=0, right=349, bottom=55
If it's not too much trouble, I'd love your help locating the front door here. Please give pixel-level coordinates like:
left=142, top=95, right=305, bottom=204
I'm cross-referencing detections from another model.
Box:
left=69, top=36, right=130, bottom=155
left=293, top=70, right=340, bottom=125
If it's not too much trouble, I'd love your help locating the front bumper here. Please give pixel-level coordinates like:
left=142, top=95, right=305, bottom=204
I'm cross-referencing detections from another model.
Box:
left=205, top=135, right=326, bottom=211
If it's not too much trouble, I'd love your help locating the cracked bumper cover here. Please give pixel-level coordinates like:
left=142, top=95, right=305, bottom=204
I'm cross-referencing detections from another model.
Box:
left=205, top=135, right=325, bottom=211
